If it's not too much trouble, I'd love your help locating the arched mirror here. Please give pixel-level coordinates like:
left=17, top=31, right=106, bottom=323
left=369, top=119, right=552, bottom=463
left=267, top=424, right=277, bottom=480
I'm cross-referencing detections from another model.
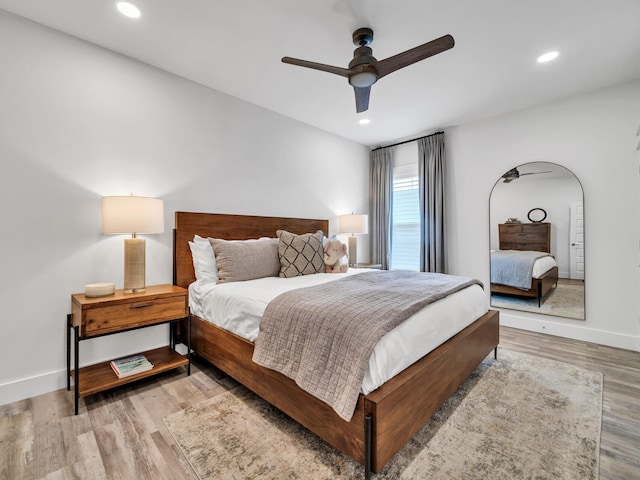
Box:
left=489, top=162, right=585, bottom=320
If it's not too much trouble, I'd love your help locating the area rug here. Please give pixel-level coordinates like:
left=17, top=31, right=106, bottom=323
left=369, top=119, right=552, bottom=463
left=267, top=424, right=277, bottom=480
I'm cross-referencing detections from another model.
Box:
left=163, top=349, right=602, bottom=479
left=491, top=280, right=585, bottom=319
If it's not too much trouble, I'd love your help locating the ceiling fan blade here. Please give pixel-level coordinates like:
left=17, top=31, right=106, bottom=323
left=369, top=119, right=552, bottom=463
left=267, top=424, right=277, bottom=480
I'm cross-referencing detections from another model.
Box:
left=354, top=85, right=371, bottom=113
left=373, top=34, right=454, bottom=79
left=503, top=178, right=514, bottom=183
left=281, top=57, right=352, bottom=77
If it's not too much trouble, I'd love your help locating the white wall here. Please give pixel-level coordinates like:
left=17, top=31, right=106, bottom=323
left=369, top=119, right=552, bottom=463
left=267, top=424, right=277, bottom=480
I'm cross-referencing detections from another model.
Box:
left=447, top=80, right=640, bottom=351
left=0, top=12, right=369, bottom=404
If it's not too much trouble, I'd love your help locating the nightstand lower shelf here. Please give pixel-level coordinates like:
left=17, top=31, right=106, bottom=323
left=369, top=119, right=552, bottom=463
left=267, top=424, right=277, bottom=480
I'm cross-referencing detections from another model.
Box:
left=70, top=346, right=188, bottom=397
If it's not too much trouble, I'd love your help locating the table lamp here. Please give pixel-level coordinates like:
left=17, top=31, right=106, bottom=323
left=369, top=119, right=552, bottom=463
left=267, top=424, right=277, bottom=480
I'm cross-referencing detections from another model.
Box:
left=102, top=195, right=164, bottom=293
left=339, top=213, right=368, bottom=267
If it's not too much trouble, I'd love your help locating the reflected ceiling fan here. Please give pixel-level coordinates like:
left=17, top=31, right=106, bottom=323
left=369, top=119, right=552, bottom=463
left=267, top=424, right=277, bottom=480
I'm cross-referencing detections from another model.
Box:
left=502, top=167, right=552, bottom=183
left=281, top=28, right=454, bottom=113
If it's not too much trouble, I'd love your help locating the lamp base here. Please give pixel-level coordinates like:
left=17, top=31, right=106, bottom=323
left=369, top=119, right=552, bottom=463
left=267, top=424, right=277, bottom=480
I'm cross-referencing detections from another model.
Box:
left=124, top=237, right=146, bottom=293
left=123, top=288, right=146, bottom=294
left=347, top=236, right=358, bottom=267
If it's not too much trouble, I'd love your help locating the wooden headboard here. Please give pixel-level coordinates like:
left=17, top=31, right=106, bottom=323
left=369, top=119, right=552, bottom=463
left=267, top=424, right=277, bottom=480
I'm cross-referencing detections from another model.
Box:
left=173, top=212, right=329, bottom=288
left=498, top=222, right=551, bottom=253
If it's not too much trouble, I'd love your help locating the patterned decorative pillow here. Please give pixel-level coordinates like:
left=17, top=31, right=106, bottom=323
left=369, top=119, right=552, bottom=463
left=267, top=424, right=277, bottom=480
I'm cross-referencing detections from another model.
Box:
left=209, top=237, right=279, bottom=283
left=277, top=230, right=325, bottom=278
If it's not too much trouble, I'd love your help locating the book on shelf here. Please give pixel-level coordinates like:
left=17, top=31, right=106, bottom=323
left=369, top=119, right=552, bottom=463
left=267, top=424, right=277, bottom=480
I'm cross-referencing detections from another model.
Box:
left=110, top=353, right=154, bottom=378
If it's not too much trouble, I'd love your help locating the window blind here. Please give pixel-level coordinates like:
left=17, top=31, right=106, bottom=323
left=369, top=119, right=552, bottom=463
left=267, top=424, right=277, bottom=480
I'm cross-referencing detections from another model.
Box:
left=391, top=163, right=420, bottom=270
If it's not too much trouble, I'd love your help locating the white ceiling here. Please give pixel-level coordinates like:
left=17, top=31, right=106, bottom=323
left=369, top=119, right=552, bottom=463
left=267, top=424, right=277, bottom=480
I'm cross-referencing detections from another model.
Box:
left=1, top=0, right=640, bottom=147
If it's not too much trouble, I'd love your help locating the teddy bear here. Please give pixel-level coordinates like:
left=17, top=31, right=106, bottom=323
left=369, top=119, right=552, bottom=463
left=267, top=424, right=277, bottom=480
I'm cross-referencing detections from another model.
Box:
left=323, top=238, right=349, bottom=273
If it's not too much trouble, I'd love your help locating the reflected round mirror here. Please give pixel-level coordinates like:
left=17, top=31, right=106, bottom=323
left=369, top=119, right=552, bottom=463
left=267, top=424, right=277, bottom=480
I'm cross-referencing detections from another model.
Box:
left=489, top=162, right=585, bottom=320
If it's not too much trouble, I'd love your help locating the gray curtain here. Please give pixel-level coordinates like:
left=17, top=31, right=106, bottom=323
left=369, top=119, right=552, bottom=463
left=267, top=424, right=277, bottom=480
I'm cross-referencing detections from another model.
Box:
left=369, top=147, right=393, bottom=270
left=418, top=132, right=447, bottom=273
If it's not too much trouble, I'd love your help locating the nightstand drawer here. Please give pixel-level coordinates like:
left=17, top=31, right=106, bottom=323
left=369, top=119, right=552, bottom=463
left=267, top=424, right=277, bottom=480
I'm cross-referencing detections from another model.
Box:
left=85, top=295, right=187, bottom=336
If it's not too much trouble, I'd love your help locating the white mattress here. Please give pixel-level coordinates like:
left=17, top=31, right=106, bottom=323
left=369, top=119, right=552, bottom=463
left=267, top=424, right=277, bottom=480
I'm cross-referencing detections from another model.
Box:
left=532, top=255, right=557, bottom=278
left=189, top=270, right=488, bottom=394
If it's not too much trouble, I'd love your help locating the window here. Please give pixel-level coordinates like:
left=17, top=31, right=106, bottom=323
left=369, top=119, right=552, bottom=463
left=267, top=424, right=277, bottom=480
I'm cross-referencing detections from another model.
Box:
left=390, top=148, right=420, bottom=270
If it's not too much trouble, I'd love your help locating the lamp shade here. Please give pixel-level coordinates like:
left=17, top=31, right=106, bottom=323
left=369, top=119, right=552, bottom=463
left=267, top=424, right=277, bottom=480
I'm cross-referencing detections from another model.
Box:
left=339, top=214, right=368, bottom=235
left=102, top=196, right=164, bottom=234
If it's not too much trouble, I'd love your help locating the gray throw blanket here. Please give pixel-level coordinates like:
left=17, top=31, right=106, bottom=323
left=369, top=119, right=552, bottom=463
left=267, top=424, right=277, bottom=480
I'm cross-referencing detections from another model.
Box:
left=491, top=250, right=550, bottom=290
left=252, top=270, right=483, bottom=421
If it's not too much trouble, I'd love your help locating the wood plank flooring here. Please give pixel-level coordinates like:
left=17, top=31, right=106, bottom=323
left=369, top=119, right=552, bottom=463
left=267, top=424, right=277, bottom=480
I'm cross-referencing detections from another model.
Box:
left=1, top=326, right=638, bottom=479
left=499, top=327, right=640, bottom=479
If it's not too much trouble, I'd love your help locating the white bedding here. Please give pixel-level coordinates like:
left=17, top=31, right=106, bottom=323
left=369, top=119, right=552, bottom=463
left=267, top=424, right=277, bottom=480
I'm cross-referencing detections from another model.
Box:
left=189, top=269, right=488, bottom=394
left=532, top=255, right=557, bottom=278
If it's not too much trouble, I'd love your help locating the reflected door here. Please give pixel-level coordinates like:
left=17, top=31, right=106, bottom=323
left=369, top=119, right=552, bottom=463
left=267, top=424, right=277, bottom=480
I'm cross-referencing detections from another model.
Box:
left=570, top=201, right=584, bottom=280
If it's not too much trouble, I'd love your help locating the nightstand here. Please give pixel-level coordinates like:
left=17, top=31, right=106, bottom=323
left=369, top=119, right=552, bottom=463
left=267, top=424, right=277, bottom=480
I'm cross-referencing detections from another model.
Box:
left=354, top=263, right=382, bottom=270
left=67, top=284, right=190, bottom=415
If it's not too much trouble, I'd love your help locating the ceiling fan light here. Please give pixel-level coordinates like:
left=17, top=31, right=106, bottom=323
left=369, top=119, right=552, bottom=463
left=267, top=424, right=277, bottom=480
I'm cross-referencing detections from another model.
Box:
left=349, top=71, right=377, bottom=88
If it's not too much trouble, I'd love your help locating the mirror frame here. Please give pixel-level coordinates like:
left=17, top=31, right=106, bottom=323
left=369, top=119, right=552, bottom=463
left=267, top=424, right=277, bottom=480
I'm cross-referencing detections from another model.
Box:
left=489, top=162, right=585, bottom=320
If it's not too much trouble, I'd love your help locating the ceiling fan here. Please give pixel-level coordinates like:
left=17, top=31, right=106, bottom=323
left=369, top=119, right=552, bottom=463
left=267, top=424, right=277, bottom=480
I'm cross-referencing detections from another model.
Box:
left=502, top=167, right=553, bottom=183
left=281, top=28, right=455, bottom=113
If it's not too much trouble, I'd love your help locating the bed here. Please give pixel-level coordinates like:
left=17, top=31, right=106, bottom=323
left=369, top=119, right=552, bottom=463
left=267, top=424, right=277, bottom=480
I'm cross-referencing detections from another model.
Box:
left=173, top=211, right=499, bottom=477
left=490, top=222, right=558, bottom=307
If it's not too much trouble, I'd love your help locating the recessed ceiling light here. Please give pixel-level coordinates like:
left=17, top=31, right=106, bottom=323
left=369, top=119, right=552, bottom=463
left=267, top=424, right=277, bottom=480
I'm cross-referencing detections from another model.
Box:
left=116, top=2, right=141, bottom=19
left=537, top=51, right=559, bottom=63
left=359, top=118, right=371, bottom=125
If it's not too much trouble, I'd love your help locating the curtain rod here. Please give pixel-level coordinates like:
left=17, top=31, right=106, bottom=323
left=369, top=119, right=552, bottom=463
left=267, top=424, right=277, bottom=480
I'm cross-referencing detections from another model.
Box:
left=371, top=131, right=443, bottom=152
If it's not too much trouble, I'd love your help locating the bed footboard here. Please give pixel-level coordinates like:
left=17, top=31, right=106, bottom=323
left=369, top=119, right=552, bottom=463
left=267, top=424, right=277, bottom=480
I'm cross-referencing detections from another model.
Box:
left=365, top=308, right=499, bottom=472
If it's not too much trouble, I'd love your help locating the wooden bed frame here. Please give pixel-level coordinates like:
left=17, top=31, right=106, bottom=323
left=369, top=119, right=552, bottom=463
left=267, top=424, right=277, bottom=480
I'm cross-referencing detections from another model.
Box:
left=491, top=222, right=558, bottom=307
left=173, top=212, right=499, bottom=477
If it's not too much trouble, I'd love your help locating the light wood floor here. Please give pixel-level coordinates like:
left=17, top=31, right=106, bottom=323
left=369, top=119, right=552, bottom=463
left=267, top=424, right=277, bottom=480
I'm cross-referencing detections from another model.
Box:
left=1, top=326, right=638, bottom=479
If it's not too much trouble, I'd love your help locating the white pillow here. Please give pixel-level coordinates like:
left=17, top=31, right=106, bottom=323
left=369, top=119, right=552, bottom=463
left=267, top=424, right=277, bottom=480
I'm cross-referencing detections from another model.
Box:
left=188, top=235, right=219, bottom=283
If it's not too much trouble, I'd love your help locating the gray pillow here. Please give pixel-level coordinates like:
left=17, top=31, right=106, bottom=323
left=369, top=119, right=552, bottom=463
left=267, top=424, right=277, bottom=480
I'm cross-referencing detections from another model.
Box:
left=209, top=237, right=279, bottom=283
left=277, top=230, right=325, bottom=278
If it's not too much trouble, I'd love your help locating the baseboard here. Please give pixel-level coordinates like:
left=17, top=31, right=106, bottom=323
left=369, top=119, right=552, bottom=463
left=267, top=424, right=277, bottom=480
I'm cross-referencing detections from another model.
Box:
left=500, top=311, right=640, bottom=352
left=0, top=369, right=68, bottom=406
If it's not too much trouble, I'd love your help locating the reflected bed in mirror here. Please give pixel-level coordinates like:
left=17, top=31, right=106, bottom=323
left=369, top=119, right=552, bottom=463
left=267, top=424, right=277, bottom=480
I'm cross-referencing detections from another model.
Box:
left=489, top=162, right=585, bottom=320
